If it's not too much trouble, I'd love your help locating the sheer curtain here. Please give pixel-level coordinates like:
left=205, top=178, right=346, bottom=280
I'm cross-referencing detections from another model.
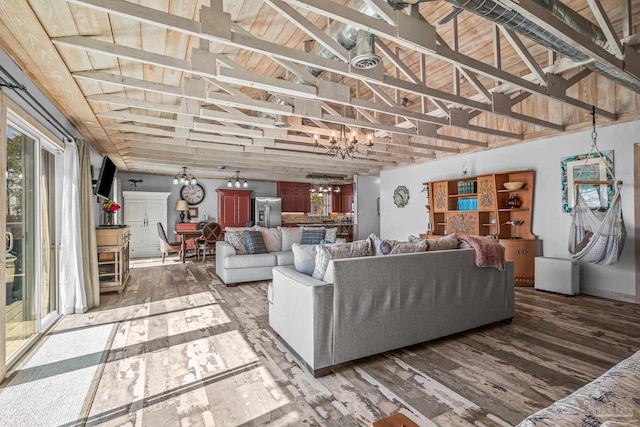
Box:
left=59, top=139, right=99, bottom=313
left=78, top=140, right=99, bottom=309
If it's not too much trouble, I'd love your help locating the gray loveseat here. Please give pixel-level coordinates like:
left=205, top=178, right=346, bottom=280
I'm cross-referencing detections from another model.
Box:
left=269, top=248, right=515, bottom=376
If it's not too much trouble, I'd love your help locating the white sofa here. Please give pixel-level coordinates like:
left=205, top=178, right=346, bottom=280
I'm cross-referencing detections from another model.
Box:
left=215, top=226, right=344, bottom=286
left=215, top=240, right=294, bottom=286
left=269, top=248, right=515, bottom=376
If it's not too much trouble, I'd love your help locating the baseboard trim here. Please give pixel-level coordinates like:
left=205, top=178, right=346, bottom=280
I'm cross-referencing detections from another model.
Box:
left=581, top=288, right=637, bottom=304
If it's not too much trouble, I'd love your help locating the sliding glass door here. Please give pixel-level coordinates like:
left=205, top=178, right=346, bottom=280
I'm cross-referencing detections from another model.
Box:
left=5, top=119, right=59, bottom=362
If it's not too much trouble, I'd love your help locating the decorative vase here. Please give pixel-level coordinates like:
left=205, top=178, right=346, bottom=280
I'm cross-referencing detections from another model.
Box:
left=506, top=195, right=521, bottom=209
left=105, top=212, right=114, bottom=225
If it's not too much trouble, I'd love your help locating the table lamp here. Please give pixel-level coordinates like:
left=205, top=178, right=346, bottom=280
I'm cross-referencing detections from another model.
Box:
left=176, top=199, right=189, bottom=223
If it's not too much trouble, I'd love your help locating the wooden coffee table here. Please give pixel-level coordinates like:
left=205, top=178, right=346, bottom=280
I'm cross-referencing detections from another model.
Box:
left=372, top=413, right=419, bottom=427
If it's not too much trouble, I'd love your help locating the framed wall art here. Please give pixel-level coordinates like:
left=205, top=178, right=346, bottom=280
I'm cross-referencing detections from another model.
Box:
left=561, top=150, right=614, bottom=213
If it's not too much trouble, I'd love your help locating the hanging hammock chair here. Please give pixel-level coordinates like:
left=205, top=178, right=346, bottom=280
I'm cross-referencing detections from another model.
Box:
left=568, top=108, right=626, bottom=265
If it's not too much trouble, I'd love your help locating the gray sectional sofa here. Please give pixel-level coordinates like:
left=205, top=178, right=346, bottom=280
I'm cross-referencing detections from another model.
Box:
left=215, top=226, right=345, bottom=286
left=269, top=248, right=515, bottom=376
left=215, top=240, right=294, bottom=285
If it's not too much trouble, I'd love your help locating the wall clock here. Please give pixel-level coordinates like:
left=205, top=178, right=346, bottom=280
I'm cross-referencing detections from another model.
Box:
left=393, top=185, right=410, bottom=208
left=180, top=183, right=205, bottom=205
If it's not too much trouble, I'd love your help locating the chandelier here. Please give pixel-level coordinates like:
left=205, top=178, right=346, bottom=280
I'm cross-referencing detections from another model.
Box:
left=314, top=125, right=373, bottom=159
left=227, top=171, right=249, bottom=188
left=172, top=167, right=196, bottom=185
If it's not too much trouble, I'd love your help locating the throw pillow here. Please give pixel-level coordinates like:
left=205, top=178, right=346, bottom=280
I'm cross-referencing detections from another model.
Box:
left=242, top=230, right=267, bottom=254
left=380, top=239, right=428, bottom=255
left=407, top=234, right=425, bottom=243
left=312, top=240, right=369, bottom=281
left=324, top=227, right=338, bottom=243
left=279, top=227, right=302, bottom=251
left=224, top=230, right=248, bottom=255
left=254, top=225, right=282, bottom=252
left=425, top=233, right=459, bottom=251
left=301, top=229, right=325, bottom=245
left=366, top=233, right=384, bottom=256
left=291, top=243, right=317, bottom=276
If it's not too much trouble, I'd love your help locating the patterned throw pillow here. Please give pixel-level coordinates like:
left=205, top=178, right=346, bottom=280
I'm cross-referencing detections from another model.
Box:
left=324, top=227, right=337, bottom=243
left=301, top=229, right=325, bottom=245
left=242, top=230, right=267, bottom=254
left=312, top=240, right=369, bottom=281
left=225, top=230, right=247, bottom=255
left=425, top=233, right=459, bottom=251
left=380, top=239, right=428, bottom=255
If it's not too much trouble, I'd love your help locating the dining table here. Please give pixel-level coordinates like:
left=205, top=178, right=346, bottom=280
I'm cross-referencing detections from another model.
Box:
left=175, top=229, right=203, bottom=262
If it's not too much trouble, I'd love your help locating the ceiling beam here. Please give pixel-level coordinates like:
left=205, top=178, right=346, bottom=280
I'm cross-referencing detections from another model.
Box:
left=499, top=27, right=546, bottom=84
left=262, top=0, right=349, bottom=62
left=62, top=0, right=598, bottom=125
left=585, top=0, right=623, bottom=59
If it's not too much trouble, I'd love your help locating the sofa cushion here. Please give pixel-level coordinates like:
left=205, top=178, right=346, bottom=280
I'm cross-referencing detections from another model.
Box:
left=301, top=229, right=325, bottom=245
left=425, top=233, right=458, bottom=251
left=224, top=230, right=247, bottom=255
left=312, top=240, right=369, bottom=280
left=224, top=253, right=277, bottom=269
left=273, top=251, right=294, bottom=266
left=291, top=243, right=317, bottom=275
left=324, top=227, right=337, bottom=243
left=255, top=225, right=282, bottom=252
left=243, top=230, right=267, bottom=254
left=279, top=227, right=302, bottom=251
left=380, top=240, right=428, bottom=255
left=225, top=226, right=254, bottom=232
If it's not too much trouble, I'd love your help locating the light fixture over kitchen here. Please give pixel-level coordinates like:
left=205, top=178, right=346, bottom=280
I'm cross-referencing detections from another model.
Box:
left=227, top=171, right=249, bottom=189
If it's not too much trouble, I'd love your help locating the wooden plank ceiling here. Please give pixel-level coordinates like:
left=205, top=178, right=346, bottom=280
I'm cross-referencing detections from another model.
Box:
left=0, top=0, right=638, bottom=182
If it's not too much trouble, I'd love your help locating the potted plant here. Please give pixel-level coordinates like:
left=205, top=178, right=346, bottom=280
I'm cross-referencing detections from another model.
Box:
left=101, top=200, right=121, bottom=225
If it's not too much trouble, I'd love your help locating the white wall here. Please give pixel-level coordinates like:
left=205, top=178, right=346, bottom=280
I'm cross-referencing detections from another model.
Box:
left=354, top=174, right=381, bottom=240
left=380, top=120, right=639, bottom=300
left=116, top=172, right=277, bottom=231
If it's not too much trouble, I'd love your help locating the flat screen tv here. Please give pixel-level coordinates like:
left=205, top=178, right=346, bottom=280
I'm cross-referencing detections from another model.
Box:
left=94, top=156, right=116, bottom=200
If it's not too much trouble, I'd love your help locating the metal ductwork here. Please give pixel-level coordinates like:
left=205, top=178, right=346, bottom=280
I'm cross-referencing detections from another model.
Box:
left=352, top=30, right=382, bottom=70
left=269, top=1, right=383, bottom=127
left=407, top=0, right=640, bottom=92
left=294, top=0, right=383, bottom=80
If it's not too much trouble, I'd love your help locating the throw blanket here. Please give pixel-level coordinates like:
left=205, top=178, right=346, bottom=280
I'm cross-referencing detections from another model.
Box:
left=459, top=235, right=505, bottom=270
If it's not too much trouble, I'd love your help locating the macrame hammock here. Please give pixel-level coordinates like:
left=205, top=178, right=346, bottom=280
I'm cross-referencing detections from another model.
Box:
left=568, top=107, right=626, bottom=265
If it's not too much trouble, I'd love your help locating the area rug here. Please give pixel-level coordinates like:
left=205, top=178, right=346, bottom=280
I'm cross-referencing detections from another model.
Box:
left=0, top=323, right=116, bottom=427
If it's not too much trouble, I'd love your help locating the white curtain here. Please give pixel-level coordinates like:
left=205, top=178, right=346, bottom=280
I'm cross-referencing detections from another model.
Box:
left=60, top=140, right=87, bottom=314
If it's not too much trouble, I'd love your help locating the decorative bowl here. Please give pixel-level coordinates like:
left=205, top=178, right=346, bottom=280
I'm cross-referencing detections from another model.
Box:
left=503, top=181, right=525, bottom=190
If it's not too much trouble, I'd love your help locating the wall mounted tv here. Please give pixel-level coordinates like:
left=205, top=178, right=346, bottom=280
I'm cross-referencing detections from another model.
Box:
left=94, top=156, right=117, bottom=200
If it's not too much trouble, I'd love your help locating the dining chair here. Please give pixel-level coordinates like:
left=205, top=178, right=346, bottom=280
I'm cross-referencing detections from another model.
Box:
left=157, top=222, right=181, bottom=263
left=197, top=222, right=222, bottom=262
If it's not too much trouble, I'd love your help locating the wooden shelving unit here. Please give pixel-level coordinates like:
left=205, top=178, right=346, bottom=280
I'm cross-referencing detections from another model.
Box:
left=423, top=170, right=542, bottom=286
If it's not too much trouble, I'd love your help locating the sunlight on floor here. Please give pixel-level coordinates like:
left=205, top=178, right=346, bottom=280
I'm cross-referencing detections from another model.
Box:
left=130, top=256, right=183, bottom=268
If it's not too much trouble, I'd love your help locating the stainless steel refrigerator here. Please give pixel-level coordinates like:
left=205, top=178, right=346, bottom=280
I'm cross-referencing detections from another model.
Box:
left=253, top=197, right=282, bottom=228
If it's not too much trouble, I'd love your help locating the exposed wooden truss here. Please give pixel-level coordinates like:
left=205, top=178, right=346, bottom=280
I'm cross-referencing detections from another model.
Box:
left=0, top=0, right=638, bottom=181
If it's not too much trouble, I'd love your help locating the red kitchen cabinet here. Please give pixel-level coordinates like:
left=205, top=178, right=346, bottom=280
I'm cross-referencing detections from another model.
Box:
left=217, top=189, right=252, bottom=229
left=278, top=182, right=311, bottom=212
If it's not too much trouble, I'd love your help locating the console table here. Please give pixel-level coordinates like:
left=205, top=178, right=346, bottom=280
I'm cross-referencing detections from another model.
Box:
left=96, top=226, right=130, bottom=294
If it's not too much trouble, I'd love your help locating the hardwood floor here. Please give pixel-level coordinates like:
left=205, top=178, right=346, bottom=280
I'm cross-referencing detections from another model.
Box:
left=64, top=258, right=640, bottom=426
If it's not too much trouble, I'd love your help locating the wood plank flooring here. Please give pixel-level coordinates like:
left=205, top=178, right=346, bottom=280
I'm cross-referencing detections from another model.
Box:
left=61, top=257, right=640, bottom=426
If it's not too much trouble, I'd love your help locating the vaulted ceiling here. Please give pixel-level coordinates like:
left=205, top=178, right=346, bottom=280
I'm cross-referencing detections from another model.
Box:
left=0, top=0, right=639, bottom=182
